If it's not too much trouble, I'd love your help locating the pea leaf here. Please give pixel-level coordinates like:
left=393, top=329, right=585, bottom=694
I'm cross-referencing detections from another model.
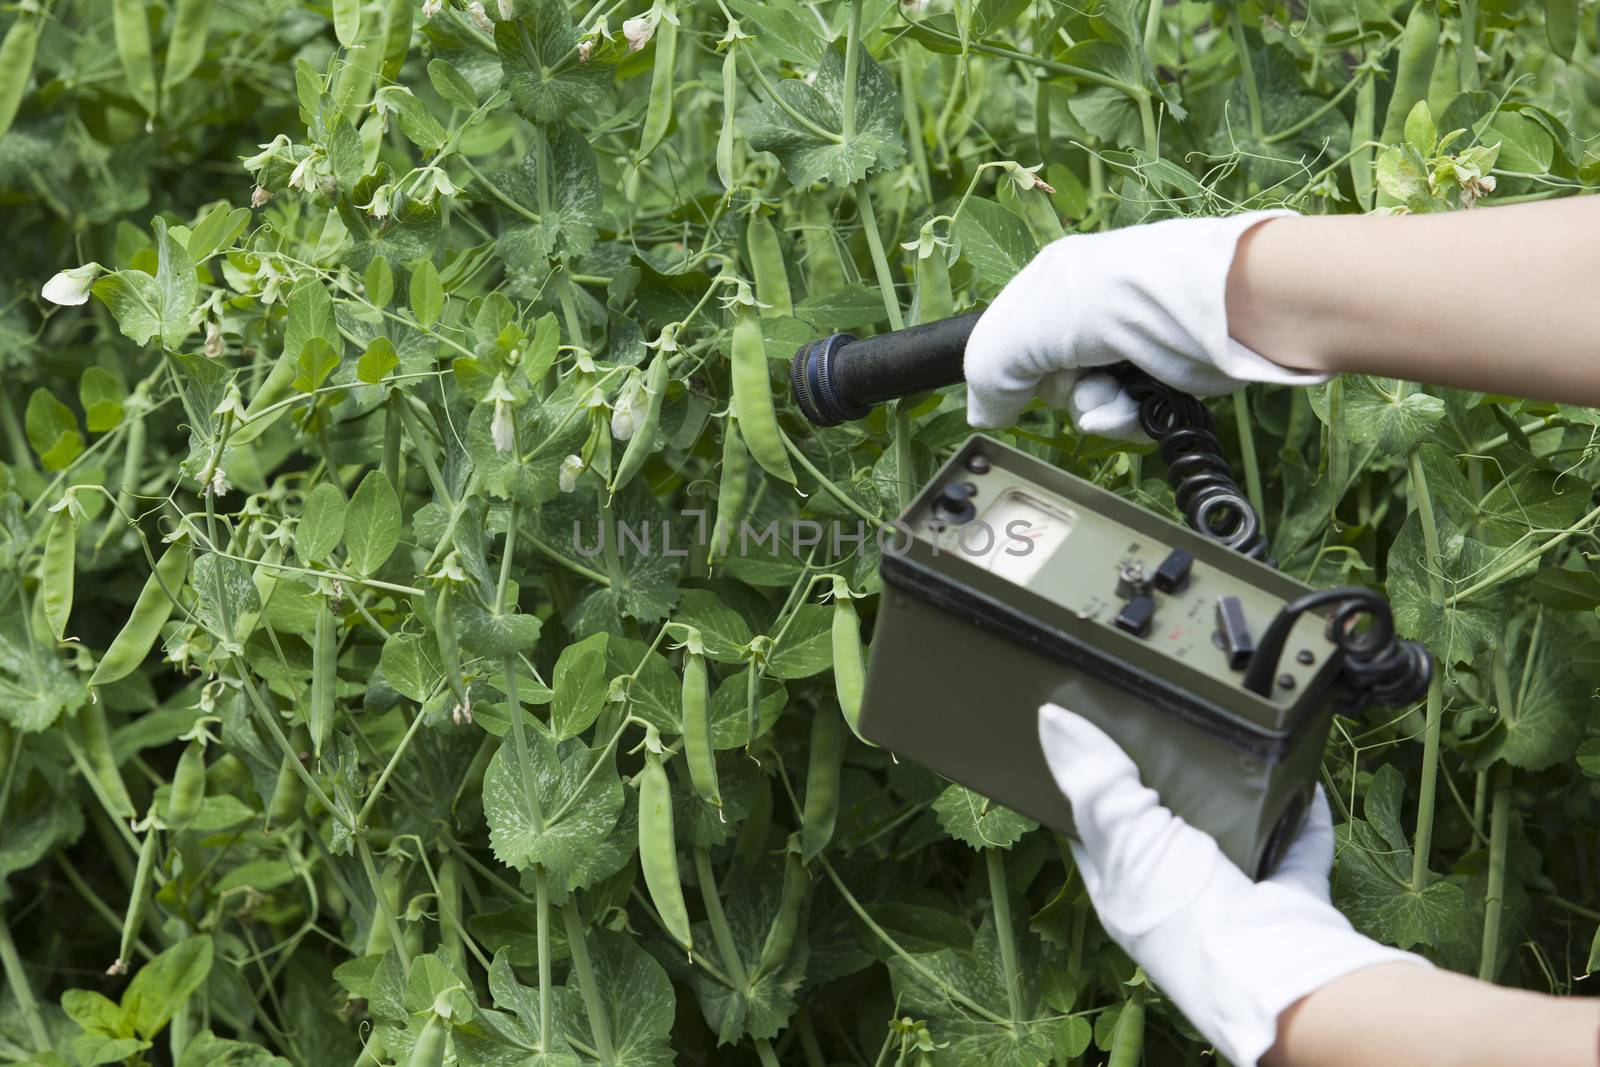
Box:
left=497, top=1, right=612, bottom=125
left=151, top=218, right=198, bottom=351
left=92, top=270, right=163, bottom=347
left=740, top=41, right=906, bottom=188
left=25, top=387, right=83, bottom=471
left=343, top=471, right=401, bottom=576
left=673, top=589, right=753, bottom=663
left=491, top=124, right=602, bottom=294
left=357, top=336, right=400, bottom=384
left=727, top=0, right=826, bottom=66
left=379, top=632, right=443, bottom=703
left=1386, top=513, right=1504, bottom=665
left=297, top=483, right=347, bottom=563
left=558, top=931, right=675, bottom=1067
left=933, top=784, right=1039, bottom=850
left=709, top=668, right=786, bottom=749
left=1333, top=766, right=1470, bottom=952
left=79, top=368, right=125, bottom=432
left=1340, top=378, right=1446, bottom=454
left=482, top=726, right=624, bottom=887
left=764, top=604, right=833, bottom=679
left=954, top=198, right=1038, bottom=288
left=123, top=935, right=214, bottom=1040
left=409, top=259, right=443, bottom=327
left=679, top=861, right=806, bottom=1044
left=550, top=631, right=610, bottom=739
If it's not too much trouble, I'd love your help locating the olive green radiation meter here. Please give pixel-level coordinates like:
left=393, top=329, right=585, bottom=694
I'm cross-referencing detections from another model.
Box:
left=791, top=313, right=1429, bottom=877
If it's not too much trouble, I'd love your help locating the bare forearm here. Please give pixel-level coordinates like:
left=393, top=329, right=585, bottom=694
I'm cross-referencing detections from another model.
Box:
left=1227, top=197, right=1600, bottom=404
left=1264, top=963, right=1598, bottom=1067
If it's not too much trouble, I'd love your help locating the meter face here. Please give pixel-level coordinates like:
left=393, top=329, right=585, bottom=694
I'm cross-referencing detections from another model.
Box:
left=966, top=489, right=1078, bottom=584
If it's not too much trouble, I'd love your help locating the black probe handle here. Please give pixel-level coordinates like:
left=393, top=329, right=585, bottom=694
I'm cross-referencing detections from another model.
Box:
left=789, top=312, right=983, bottom=426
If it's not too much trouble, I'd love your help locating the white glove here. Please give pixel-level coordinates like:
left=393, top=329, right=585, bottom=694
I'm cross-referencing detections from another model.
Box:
left=964, top=211, right=1330, bottom=437
left=1038, top=704, right=1428, bottom=1067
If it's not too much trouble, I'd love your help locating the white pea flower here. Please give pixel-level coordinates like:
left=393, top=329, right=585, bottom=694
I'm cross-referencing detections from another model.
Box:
left=491, top=401, right=515, bottom=453
left=251, top=185, right=271, bottom=208
left=611, top=374, right=643, bottom=441
left=241, top=134, right=292, bottom=174
left=559, top=454, right=585, bottom=493
left=287, top=153, right=315, bottom=191
left=623, top=13, right=655, bottom=51
left=466, top=1, right=494, bottom=32
left=357, top=183, right=394, bottom=218
left=41, top=264, right=101, bottom=307
left=422, top=0, right=442, bottom=18
left=204, top=319, right=224, bottom=358
left=498, top=0, right=514, bottom=19
left=578, top=38, right=594, bottom=63
left=208, top=465, right=230, bottom=498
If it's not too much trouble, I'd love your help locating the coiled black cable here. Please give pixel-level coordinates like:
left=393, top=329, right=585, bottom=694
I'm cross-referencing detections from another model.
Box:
left=1111, top=365, right=1431, bottom=711
left=1114, top=368, right=1269, bottom=561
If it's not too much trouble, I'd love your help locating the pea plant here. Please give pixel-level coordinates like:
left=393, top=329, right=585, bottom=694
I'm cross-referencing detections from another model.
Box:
left=2, top=0, right=1599, bottom=1064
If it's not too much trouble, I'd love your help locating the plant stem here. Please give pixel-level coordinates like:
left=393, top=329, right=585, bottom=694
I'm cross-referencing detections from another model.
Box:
left=0, top=912, right=48, bottom=1051
left=562, top=900, right=617, bottom=1062
left=1478, top=761, right=1511, bottom=980
left=693, top=847, right=750, bottom=985
left=854, top=184, right=904, bottom=331
left=901, top=16, right=1140, bottom=94
left=1230, top=10, right=1265, bottom=139
left=355, top=710, right=426, bottom=828
left=1446, top=501, right=1600, bottom=605
left=1233, top=392, right=1266, bottom=523
left=842, top=0, right=862, bottom=146
left=535, top=868, right=553, bottom=1054
left=1136, top=90, right=1158, bottom=157
left=817, top=856, right=1009, bottom=1025
left=1406, top=448, right=1444, bottom=891
left=986, top=849, right=1023, bottom=1027
left=1142, top=0, right=1162, bottom=62
left=356, top=831, right=410, bottom=974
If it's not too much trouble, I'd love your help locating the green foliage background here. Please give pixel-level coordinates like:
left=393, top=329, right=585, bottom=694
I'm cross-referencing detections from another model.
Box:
left=1, top=0, right=1599, bottom=1064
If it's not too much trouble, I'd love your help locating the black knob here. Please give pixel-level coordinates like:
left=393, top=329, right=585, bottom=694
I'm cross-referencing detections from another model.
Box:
left=931, top=481, right=978, bottom=524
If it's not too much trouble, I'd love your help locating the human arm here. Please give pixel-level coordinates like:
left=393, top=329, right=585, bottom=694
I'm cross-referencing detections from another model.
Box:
left=1227, top=197, right=1600, bottom=406
left=1038, top=704, right=1599, bottom=1067
left=1265, top=962, right=1599, bottom=1067
left=964, top=197, right=1600, bottom=436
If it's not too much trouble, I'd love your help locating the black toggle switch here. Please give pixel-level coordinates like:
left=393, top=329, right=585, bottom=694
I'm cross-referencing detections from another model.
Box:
left=1154, top=548, right=1194, bottom=593
left=1114, top=595, right=1156, bottom=638
left=1214, top=595, right=1254, bottom=669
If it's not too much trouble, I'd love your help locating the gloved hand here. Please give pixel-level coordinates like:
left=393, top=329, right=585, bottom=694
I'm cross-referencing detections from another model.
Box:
left=964, top=211, right=1331, bottom=437
left=1038, top=704, right=1428, bottom=1067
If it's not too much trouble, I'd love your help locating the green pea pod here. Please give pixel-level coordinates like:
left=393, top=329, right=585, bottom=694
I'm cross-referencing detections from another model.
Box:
left=747, top=213, right=792, bottom=317
left=41, top=508, right=76, bottom=642
left=1378, top=3, right=1440, bottom=148
left=709, top=414, right=749, bottom=564
left=334, top=0, right=363, bottom=48
left=205, top=752, right=249, bottom=795
left=802, top=197, right=845, bottom=297
left=380, top=0, right=413, bottom=80
left=829, top=578, right=869, bottom=744
left=638, top=746, right=693, bottom=952
left=92, top=538, right=191, bottom=687
left=637, top=4, right=678, bottom=160
left=162, top=0, right=213, bottom=92
left=0, top=8, right=42, bottom=140
left=434, top=584, right=468, bottom=710
left=912, top=235, right=953, bottom=326
left=730, top=303, right=795, bottom=484
left=1011, top=180, right=1066, bottom=244
left=681, top=633, right=719, bottom=808
left=611, top=351, right=668, bottom=495
left=76, top=703, right=136, bottom=819
left=167, top=740, right=206, bottom=829
left=801, top=708, right=843, bottom=863
left=266, top=753, right=307, bottom=831
left=232, top=353, right=300, bottom=446
left=716, top=46, right=738, bottom=192
left=335, top=0, right=389, bottom=120
left=113, top=0, right=159, bottom=122
left=365, top=861, right=403, bottom=957
left=437, top=855, right=465, bottom=969
left=1107, top=988, right=1147, bottom=1067
left=118, top=827, right=159, bottom=972
left=97, top=403, right=145, bottom=551
left=734, top=771, right=772, bottom=867
left=407, top=1013, right=446, bottom=1067
left=1546, top=0, right=1577, bottom=60
left=311, top=593, right=337, bottom=759
left=1350, top=73, right=1376, bottom=212
left=756, top=833, right=807, bottom=978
